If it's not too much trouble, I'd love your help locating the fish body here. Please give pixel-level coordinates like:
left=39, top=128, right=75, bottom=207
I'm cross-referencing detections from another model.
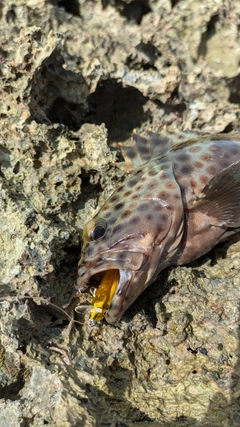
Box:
left=77, top=131, right=240, bottom=324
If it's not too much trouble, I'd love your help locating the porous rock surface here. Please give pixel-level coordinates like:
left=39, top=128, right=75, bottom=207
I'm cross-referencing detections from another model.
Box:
left=0, top=1, right=240, bottom=426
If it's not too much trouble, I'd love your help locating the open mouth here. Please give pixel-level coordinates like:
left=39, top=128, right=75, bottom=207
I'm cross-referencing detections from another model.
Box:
left=77, top=263, right=134, bottom=324
left=88, top=269, right=120, bottom=323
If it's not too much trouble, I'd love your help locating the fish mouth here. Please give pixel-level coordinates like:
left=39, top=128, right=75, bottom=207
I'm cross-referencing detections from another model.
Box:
left=77, top=266, right=133, bottom=324
left=77, top=251, right=147, bottom=324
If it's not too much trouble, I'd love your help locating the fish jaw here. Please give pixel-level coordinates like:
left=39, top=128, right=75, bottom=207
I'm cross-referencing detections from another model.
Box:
left=77, top=258, right=154, bottom=325
left=104, top=243, right=174, bottom=324
left=76, top=237, right=174, bottom=324
left=76, top=248, right=149, bottom=323
left=105, top=268, right=149, bottom=324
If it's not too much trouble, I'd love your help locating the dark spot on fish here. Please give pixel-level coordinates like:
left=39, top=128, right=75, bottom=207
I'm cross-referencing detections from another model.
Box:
left=146, top=214, right=153, bottom=221
left=166, top=181, right=177, bottom=189
left=104, top=212, right=111, bottom=218
left=201, top=153, right=212, bottom=162
left=134, top=168, right=143, bottom=176
left=111, top=195, right=120, bottom=203
left=136, top=185, right=143, bottom=191
left=230, top=147, right=239, bottom=156
left=209, top=145, right=219, bottom=151
left=180, top=165, right=194, bottom=175
left=140, top=175, right=147, bottom=182
left=130, top=216, right=140, bottom=224
left=108, top=217, right=116, bottom=225
left=148, top=169, right=158, bottom=176
left=220, top=159, right=230, bottom=168
left=119, top=252, right=126, bottom=259
left=189, top=146, right=201, bottom=153
left=132, top=194, right=139, bottom=200
left=140, top=146, right=150, bottom=155
left=158, top=157, right=168, bottom=164
left=174, top=194, right=180, bottom=200
left=147, top=182, right=157, bottom=190
left=161, top=214, right=168, bottom=223
left=154, top=204, right=163, bottom=210
left=161, top=164, right=170, bottom=170
left=124, top=190, right=132, bottom=197
left=156, top=225, right=163, bottom=234
left=200, top=175, right=209, bottom=185
left=223, top=152, right=230, bottom=159
left=115, top=203, right=124, bottom=211
left=177, top=153, right=190, bottom=162
left=128, top=179, right=138, bottom=187
left=138, top=204, right=148, bottom=211
left=194, top=161, right=204, bottom=169
left=117, top=185, right=125, bottom=192
left=159, top=192, right=167, bottom=199
left=118, top=259, right=126, bottom=267
left=113, top=224, right=123, bottom=233
left=207, top=165, right=217, bottom=175
left=121, top=210, right=131, bottom=219
left=190, top=180, right=197, bottom=189
left=161, top=173, right=170, bottom=180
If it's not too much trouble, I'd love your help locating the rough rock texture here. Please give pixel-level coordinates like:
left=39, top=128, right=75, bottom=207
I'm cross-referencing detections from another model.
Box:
left=0, top=1, right=240, bottom=426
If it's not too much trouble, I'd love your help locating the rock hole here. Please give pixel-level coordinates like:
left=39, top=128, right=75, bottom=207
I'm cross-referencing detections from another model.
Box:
left=171, top=0, right=181, bottom=6
left=58, top=0, right=80, bottom=16
left=6, top=6, right=16, bottom=23
left=197, top=14, right=219, bottom=59
left=13, top=161, right=20, bottom=174
left=48, top=0, right=80, bottom=16
left=48, top=98, right=85, bottom=131
left=222, top=123, right=234, bottom=133
left=102, top=0, right=151, bottom=24
left=187, top=347, right=198, bottom=354
left=227, top=73, right=240, bottom=104
left=86, top=79, right=149, bottom=142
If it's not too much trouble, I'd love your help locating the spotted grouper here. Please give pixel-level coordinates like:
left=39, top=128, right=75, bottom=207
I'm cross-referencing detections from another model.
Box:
left=77, top=131, right=240, bottom=324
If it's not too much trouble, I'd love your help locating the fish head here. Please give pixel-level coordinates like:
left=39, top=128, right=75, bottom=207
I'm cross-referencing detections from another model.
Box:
left=77, top=180, right=183, bottom=324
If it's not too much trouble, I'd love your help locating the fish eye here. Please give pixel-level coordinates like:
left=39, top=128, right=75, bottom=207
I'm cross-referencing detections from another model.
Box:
left=90, top=224, right=106, bottom=240
left=82, top=218, right=107, bottom=243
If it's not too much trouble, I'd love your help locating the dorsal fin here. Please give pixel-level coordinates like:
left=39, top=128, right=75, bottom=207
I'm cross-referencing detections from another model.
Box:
left=115, top=130, right=199, bottom=173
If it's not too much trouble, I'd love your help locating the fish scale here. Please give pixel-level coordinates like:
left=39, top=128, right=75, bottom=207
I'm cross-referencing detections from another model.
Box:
left=77, top=132, right=240, bottom=324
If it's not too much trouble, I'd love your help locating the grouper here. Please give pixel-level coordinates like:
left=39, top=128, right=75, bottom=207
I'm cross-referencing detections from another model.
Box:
left=76, top=131, right=240, bottom=324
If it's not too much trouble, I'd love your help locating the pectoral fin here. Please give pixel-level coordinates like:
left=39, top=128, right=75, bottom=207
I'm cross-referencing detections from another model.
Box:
left=191, top=161, right=240, bottom=227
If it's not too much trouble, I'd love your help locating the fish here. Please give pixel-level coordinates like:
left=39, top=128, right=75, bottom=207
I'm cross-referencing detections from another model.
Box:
left=76, top=131, right=240, bottom=324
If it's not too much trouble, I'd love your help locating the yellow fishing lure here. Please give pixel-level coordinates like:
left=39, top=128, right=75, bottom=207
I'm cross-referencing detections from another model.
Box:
left=89, top=270, right=119, bottom=322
